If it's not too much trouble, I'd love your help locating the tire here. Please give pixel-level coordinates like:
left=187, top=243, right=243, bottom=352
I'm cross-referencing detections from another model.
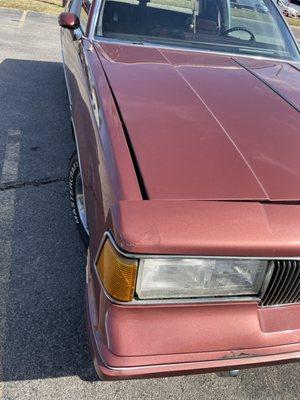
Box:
left=69, top=152, right=89, bottom=246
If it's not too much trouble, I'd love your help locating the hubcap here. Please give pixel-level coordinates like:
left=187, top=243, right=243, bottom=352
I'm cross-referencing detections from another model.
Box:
left=75, top=172, right=89, bottom=235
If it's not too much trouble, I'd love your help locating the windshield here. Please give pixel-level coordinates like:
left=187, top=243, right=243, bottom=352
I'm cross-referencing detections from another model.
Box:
left=95, top=0, right=300, bottom=60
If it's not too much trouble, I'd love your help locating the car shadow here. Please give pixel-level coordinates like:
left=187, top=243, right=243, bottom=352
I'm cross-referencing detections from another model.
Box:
left=0, top=58, right=98, bottom=382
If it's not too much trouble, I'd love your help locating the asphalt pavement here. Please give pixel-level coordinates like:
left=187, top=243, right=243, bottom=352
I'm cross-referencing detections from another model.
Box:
left=292, top=25, right=300, bottom=42
left=282, top=0, right=300, bottom=42
left=0, top=7, right=300, bottom=400
left=290, top=0, right=300, bottom=13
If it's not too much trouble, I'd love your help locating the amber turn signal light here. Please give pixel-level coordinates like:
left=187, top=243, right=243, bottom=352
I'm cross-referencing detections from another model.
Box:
left=96, top=240, right=138, bottom=302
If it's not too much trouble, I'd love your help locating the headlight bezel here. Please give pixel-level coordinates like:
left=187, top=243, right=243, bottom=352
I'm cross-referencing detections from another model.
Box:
left=94, top=232, right=275, bottom=304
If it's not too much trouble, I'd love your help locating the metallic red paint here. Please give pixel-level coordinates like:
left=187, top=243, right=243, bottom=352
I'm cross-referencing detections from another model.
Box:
left=95, top=43, right=300, bottom=201
left=60, top=0, right=300, bottom=379
left=86, top=256, right=300, bottom=379
left=236, top=58, right=300, bottom=112
left=110, top=200, right=300, bottom=257
left=58, top=12, right=80, bottom=30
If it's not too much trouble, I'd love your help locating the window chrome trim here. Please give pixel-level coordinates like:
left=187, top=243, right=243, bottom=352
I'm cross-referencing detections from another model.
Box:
left=88, top=0, right=102, bottom=40
left=91, top=230, right=298, bottom=306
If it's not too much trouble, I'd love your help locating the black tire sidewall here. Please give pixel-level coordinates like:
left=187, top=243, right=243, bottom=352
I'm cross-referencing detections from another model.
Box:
left=69, top=152, right=89, bottom=246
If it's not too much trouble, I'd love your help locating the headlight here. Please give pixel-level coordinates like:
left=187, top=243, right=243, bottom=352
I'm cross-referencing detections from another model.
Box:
left=136, top=258, right=271, bottom=300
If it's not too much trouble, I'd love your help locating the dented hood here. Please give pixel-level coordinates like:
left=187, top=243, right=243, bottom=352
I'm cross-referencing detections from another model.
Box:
left=95, top=42, right=300, bottom=201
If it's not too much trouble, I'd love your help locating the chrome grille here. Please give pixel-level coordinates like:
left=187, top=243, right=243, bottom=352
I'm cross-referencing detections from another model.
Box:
left=260, top=260, right=300, bottom=307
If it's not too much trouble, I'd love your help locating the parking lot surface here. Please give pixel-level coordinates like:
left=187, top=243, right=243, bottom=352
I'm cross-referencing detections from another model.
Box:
left=1, top=7, right=300, bottom=400
left=293, top=25, right=300, bottom=42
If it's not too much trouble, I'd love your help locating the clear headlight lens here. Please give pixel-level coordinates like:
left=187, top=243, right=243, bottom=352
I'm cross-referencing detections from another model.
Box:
left=136, top=258, right=271, bottom=300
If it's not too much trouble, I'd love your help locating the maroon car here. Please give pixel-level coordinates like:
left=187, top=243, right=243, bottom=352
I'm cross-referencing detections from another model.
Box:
left=59, top=0, right=300, bottom=379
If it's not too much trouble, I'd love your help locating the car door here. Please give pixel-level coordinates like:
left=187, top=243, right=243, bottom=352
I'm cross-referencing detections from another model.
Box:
left=61, top=0, right=107, bottom=254
left=61, top=0, right=94, bottom=165
left=61, top=0, right=88, bottom=109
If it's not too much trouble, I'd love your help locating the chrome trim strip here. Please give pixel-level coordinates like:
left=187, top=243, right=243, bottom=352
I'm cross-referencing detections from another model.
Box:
left=99, top=349, right=300, bottom=372
left=259, top=261, right=275, bottom=299
left=98, top=351, right=300, bottom=372
left=99, top=353, right=250, bottom=372
left=94, top=343, right=300, bottom=372
left=259, top=301, right=300, bottom=308
left=88, top=0, right=102, bottom=41
left=92, top=36, right=300, bottom=65
left=91, top=231, right=298, bottom=306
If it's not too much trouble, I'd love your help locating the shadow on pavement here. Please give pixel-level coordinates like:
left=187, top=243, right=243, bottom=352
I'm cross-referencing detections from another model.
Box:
left=0, top=58, right=97, bottom=382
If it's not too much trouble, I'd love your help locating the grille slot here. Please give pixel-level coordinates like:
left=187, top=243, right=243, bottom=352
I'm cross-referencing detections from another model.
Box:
left=260, top=260, right=300, bottom=307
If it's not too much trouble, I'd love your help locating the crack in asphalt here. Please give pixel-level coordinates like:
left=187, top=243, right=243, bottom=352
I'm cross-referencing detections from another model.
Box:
left=0, top=176, right=68, bottom=191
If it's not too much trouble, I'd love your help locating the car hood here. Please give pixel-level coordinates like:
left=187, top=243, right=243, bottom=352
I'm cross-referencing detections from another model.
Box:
left=94, top=42, right=300, bottom=201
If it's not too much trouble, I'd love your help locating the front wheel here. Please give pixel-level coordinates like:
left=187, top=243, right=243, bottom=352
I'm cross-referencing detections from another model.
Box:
left=69, top=152, right=89, bottom=246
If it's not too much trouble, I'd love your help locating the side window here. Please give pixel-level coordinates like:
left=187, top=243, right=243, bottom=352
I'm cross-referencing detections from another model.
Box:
left=80, top=0, right=91, bottom=34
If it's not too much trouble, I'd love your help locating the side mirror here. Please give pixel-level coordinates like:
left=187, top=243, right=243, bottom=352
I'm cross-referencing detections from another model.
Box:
left=58, top=12, right=80, bottom=30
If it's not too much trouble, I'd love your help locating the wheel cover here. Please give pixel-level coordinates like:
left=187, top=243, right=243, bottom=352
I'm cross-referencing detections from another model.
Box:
left=75, top=172, right=89, bottom=235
